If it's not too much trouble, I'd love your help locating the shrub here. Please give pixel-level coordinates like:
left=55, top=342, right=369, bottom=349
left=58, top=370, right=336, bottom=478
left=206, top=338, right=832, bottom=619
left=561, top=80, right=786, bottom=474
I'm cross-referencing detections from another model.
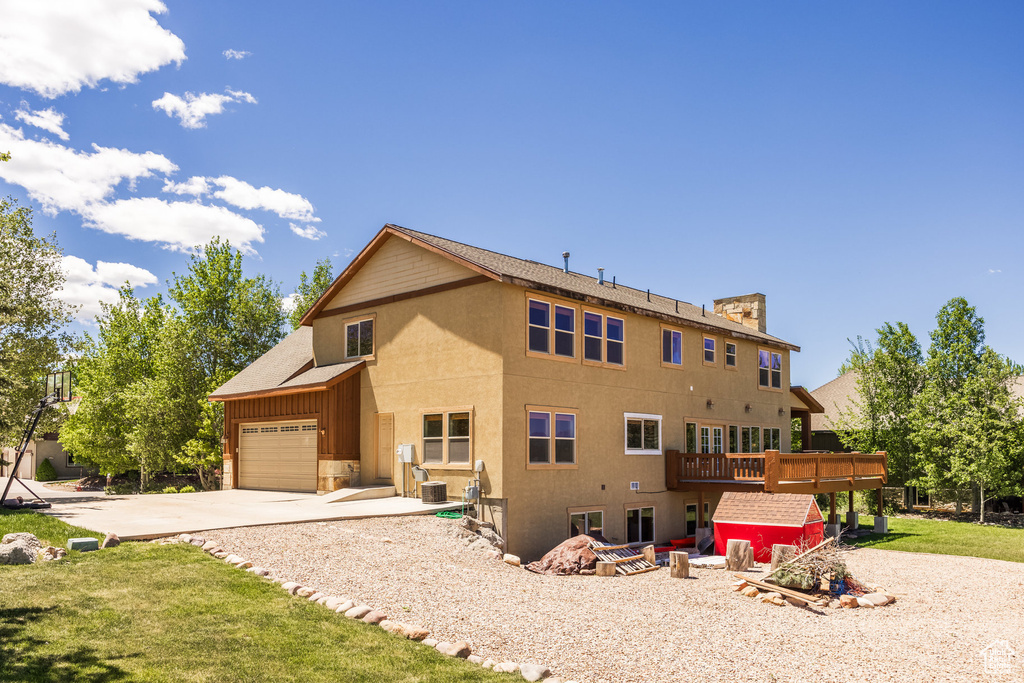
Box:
left=178, top=485, right=196, bottom=493
left=104, top=482, right=136, bottom=496
left=35, top=458, right=58, bottom=482
left=162, top=486, right=178, bottom=494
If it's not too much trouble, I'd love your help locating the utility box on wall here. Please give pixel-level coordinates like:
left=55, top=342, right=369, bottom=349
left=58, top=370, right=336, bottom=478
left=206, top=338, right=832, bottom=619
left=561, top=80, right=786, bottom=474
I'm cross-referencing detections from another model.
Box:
left=396, top=444, right=414, bottom=463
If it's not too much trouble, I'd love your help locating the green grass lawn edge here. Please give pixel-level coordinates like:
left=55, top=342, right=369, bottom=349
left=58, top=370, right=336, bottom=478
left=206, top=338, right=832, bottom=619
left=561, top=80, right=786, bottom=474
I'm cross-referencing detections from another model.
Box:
left=848, top=515, right=1024, bottom=563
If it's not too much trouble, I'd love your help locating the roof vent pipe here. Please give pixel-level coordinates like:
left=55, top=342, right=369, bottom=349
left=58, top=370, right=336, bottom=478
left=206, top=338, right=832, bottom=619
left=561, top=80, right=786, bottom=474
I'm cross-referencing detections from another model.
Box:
left=597, top=267, right=604, bottom=285
left=562, top=251, right=570, bottom=273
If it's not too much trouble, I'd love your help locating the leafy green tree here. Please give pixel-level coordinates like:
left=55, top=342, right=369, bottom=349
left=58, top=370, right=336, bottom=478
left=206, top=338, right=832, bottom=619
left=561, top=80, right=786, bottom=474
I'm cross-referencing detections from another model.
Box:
left=0, top=197, right=75, bottom=446
left=60, top=288, right=168, bottom=478
left=287, top=258, right=334, bottom=329
left=833, top=323, right=923, bottom=485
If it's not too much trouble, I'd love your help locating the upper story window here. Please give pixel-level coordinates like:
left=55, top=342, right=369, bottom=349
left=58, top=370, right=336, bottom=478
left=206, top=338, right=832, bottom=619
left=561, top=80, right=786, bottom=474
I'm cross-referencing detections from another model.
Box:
left=759, top=349, right=783, bottom=389
left=345, top=316, right=375, bottom=359
left=725, top=342, right=737, bottom=368
left=625, top=413, right=661, bottom=455
left=583, top=311, right=625, bottom=366
left=422, top=410, right=472, bottom=467
left=527, top=298, right=576, bottom=358
left=661, top=327, right=682, bottom=367
left=528, top=407, right=577, bottom=467
left=703, top=336, right=716, bottom=365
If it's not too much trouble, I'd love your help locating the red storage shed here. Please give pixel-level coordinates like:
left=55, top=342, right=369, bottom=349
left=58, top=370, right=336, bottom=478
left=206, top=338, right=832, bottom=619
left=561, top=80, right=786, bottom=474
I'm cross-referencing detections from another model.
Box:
left=712, top=492, right=824, bottom=562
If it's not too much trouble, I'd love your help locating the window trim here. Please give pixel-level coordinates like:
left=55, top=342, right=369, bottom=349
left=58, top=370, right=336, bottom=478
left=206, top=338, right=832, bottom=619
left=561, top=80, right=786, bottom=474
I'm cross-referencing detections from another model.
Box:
left=660, top=325, right=684, bottom=370
left=525, top=295, right=578, bottom=363
left=526, top=405, right=578, bottom=470
left=725, top=341, right=738, bottom=370
left=343, top=313, right=377, bottom=360
left=624, top=503, right=656, bottom=545
left=581, top=307, right=626, bottom=369
left=624, top=412, right=662, bottom=455
left=420, top=406, right=474, bottom=470
left=702, top=335, right=717, bottom=366
left=758, top=347, right=784, bottom=391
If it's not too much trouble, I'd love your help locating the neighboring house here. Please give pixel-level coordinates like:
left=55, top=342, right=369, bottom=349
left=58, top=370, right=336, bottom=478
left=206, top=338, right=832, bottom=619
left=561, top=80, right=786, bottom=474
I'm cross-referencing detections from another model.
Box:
left=211, top=225, right=885, bottom=560
left=809, top=371, right=860, bottom=452
left=1, top=432, right=87, bottom=481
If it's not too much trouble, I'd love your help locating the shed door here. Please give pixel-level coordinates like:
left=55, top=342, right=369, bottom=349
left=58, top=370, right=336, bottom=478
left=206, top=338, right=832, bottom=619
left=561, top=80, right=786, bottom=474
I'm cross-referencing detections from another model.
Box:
left=238, top=420, right=318, bottom=492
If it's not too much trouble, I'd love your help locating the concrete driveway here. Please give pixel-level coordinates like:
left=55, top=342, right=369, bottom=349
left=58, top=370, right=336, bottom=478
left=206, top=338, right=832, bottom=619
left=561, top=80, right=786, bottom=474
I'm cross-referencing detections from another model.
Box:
left=1, top=477, right=461, bottom=540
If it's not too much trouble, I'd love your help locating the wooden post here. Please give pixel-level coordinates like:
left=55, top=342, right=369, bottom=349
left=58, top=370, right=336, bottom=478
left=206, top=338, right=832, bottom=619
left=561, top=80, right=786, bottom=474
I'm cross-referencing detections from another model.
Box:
left=665, top=449, right=679, bottom=491
left=697, top=490, right=705, bottom=528
left=642, top=545, right=656, bottom=565
left=802, top=415, right=811, bottom=452
left=764, top=449, right=779, bottom=493
left=596, top=561, right=616, bottom=577
left=770, top=544, right=797, bottom=571
left=828, top=492, right=836, bottom=524
left=848, top=490, right=855, bottom=516
left=876, top=487, right=883, bottom=514
left=726, top=539, right=752, bottom=571
left=669, top=551, right=690, bottom=579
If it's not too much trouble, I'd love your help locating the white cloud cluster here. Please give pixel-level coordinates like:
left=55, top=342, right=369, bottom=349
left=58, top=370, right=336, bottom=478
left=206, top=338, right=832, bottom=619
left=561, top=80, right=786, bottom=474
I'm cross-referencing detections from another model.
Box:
left=14, top=105, right=69, bottom=140
left=0, top=0, right=186, bottom=98
left=152, top=88, right=257, bottom=129
left=223, top=49, right=251, bottom=60
left=290, top=223, right=326, bottom=241
left=160, top=174, right=320, bottom=226
left=61, top=254, right=158, bottom=322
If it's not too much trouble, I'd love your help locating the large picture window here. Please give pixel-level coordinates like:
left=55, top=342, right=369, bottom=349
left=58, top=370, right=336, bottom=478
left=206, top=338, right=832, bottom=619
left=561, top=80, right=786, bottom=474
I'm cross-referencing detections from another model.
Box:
left=626, top=506, right=655, bottom=544
left=422, top=410, right=472, bottom=466
left=528, top=298, right=576, bottom=358
left=759, top=349, right=783, bottom=389
left=345, top=317, right=374, bottom=359
left=625, top=413, right=661, bottom=455
left=528, top=408, right=577, bottom=467
left=583, top=310, right=625, bottom=366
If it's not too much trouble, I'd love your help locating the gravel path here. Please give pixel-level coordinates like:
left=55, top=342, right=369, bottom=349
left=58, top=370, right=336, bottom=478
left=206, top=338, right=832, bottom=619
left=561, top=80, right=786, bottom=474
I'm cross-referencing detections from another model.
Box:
left=206, top=516, right=1024, bottom=683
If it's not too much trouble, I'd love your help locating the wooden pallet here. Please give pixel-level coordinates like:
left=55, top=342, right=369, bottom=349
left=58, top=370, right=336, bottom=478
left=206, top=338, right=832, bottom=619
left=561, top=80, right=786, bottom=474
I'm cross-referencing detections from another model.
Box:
left=589, top=542, right=660, bottom=576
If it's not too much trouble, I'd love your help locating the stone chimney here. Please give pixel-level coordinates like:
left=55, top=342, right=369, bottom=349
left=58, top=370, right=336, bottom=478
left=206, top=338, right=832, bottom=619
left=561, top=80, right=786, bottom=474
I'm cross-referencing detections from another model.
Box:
left=713, top=293, right=766, bottom=333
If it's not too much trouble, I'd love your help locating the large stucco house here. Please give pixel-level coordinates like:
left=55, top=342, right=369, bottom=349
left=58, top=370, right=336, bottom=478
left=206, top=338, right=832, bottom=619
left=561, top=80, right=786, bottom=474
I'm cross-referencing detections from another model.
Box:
left=211, top=225, right=885, bottom=559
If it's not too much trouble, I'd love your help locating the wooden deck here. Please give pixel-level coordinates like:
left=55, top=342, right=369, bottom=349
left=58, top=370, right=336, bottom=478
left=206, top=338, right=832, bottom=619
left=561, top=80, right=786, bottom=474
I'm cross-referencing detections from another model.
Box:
left=665, top=449, right=887, bottom=494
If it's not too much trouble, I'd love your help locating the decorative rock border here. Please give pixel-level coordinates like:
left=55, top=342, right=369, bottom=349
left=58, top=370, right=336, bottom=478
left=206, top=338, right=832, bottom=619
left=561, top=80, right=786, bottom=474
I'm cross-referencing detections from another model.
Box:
left=175, top=533, right=575, bottom=683
left=731, top=578, right=897, bottom=609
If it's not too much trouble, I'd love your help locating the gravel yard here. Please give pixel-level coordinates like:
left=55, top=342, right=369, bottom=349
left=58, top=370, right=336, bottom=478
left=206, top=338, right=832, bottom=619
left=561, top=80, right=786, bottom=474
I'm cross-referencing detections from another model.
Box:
left=207, top=516, right=1024, bottom=683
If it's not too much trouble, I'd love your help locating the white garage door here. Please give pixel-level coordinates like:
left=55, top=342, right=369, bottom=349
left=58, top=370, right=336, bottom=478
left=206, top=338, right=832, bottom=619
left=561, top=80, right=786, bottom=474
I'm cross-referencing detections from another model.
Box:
left=238, top=420, right=318, bottom=492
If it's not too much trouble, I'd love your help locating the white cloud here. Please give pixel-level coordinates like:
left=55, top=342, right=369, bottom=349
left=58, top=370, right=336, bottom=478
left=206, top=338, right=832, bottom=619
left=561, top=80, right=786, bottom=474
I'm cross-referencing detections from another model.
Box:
left=60, top=254, right=157, bottom=323
left=290, top=223, right=326, bottom=241
left=83, top=197, right=264, bottom=253
left=0, top=0, right=186, bottom=98
left=281, top=293, right=297, bottom=313
left=152, top=88, right=257, bottom=129
left=210, top=176, right=318, bottom=222
left=988, top=268, right=1002, bottom=274
left=14, top=105, right=69, bottom=140
left=223, top=49, right=251, bottom=60
left=0, top=122, right=177, bottom=214
left=162, top=175, right=210, bottom=196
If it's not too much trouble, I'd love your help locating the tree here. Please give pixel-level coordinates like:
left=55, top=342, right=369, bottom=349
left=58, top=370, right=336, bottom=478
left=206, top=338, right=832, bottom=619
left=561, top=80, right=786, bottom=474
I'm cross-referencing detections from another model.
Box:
left=287, top=258, right=334, bottom=329
left=0, top=197, right=75, bottom=446
left=832, top=323, right=923, bottom=486
left=911, top=298, right=1024, bottom=521
left=60, top=288, right=168, bottom=478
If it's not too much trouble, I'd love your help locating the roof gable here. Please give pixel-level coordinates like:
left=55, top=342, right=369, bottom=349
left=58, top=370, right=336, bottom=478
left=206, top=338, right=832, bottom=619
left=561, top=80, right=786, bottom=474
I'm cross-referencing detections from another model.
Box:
left=712, top=492, right=822, bottom=527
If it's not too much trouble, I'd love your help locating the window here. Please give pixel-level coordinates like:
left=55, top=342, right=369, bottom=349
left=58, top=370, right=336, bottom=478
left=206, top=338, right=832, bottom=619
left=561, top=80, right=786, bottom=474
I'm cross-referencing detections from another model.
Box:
left=570, top=510, right=603, bottom=538
left=725, top=342, right=737, bottom=368
left=583, top=310, right=624, bottom=366
left=700, top=425, right=724, bottom=453
left=685, top=503, right=698, bottom=536
left=528, top=408, right=576, bottom=467
left=763, top=427, right=782, bottom=451
left=345, top=317, right=374, bottom=358
left=685, top=422, right=697, bottom=453
left=625, top=413, right=661, bottom=455
left=242, top=426, right=259, bottom=434
left=751, top=426, right=761, bottom=453
left=260, top=426, right=278, bottom=433
left=626, top=506, right=655, bottom=544
left=759, top=349, right=783, bottom=389
left=703, top=336, right=716, bottom=365
left=422, top=410, right=472, bottom=466
left=728, top=425, right=739, bottom=453
left=528, top=298, right=575, bottom=358
left=661, top=327, right=682, bottom=367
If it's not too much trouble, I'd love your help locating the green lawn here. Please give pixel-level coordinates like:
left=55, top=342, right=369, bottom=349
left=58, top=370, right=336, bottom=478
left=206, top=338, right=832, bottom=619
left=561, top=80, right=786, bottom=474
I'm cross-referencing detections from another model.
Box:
left=1, top=510, right=511, bottom=682
left=848, top=515, right=1024, bottom=563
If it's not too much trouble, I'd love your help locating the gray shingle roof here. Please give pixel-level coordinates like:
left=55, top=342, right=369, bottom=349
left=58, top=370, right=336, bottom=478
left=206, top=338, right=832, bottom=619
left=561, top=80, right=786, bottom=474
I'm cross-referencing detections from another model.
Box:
left=387, top=224, right=798, bottom=350
left=809, top=371, right=860, bottom=431
left=209, top=328, right=364, bottom=399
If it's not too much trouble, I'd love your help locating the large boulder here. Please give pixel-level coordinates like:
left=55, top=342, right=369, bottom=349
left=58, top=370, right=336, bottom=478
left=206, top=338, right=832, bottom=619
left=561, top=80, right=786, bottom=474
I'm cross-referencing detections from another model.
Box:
left=0, top=541, right=36, bottom=565
left=2, top=532, right=42, bottom=555
left=524, top=535, right=600, bottom=575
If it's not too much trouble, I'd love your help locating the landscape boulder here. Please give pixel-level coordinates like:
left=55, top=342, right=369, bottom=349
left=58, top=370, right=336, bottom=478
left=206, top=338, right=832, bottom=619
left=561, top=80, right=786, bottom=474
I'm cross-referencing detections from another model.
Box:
left=2, top=532, right=42, bottom=555
left=101, top=533, right=120, bottom=549
left=0, top=541, right=35, bottom=565
left=524, top=535, right=600, bottom=575
left=520, top=663, right=551, bottom=681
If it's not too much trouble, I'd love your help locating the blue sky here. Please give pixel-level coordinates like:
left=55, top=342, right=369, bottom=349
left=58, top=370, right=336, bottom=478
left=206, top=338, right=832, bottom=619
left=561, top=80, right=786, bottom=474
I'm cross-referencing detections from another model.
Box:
left=1, top=1, right=1021, bottom=389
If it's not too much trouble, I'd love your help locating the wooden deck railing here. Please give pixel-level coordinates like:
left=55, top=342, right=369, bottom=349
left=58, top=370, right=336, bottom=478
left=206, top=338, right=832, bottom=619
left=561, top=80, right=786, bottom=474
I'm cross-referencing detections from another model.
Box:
left=665, top=449, right=887, bottom=494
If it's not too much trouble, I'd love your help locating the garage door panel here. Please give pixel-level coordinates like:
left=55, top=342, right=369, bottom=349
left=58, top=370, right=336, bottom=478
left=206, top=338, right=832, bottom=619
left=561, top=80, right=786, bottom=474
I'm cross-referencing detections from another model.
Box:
left=238, top=420, right=317, bottom=492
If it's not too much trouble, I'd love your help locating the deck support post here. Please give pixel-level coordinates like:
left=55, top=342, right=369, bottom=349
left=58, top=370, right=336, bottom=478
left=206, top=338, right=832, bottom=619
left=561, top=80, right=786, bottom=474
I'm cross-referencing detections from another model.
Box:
left=829, top=492, right=836, bottom=524
left=697, top=489, right=705, bottom=528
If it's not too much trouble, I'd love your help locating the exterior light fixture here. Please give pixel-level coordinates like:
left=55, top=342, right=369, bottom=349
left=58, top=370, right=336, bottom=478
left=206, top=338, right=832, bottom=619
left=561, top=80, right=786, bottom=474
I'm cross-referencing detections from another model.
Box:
left=706, top=399, right=714, bottom=409
left=778, top=407, right=786, bottom=416
left=744, top=404, right=752, bottom=413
